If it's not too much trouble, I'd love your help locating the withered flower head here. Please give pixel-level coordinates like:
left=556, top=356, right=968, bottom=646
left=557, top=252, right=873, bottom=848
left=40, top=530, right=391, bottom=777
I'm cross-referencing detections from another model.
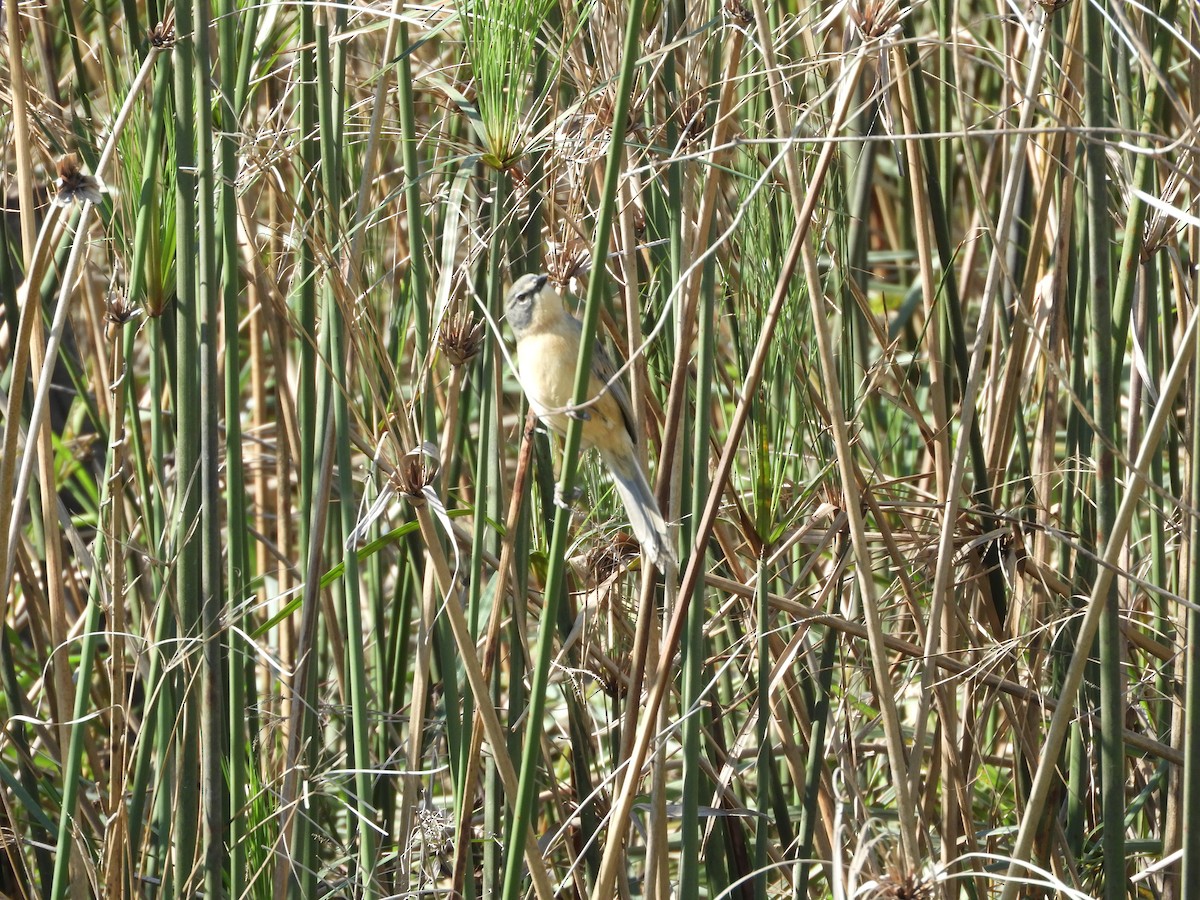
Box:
left=724, top=0, right=753, bottom=26
left=849, top=0, right=903, bottom=40
left=149, top=21, right=176, bottom=48
left=438, top=306, right=485, bottom=367
left=1142, top=211, right=1173, bottom=261
left=874, top=867, right=933, bottom=900
left=545, top=239, right=590, bottom=286
left=54, top=154, right=107, bottom=207
left=393, top=443, right=441, bottom=501
left=106, top=294, right=143, bottom=333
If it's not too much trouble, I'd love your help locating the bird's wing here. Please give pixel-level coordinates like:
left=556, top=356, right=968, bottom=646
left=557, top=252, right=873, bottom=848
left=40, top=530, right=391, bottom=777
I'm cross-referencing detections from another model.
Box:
left=590, top=339, right=638, bottom=446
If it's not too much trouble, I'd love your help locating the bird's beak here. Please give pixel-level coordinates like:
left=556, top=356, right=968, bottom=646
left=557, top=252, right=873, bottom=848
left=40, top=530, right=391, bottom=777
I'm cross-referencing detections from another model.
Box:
left=534, top=273, right=548, bottom=291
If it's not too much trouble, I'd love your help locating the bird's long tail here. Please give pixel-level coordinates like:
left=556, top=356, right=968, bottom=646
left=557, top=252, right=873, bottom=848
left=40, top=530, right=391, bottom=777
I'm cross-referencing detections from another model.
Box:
left=601, top=449, right=676, bottom=569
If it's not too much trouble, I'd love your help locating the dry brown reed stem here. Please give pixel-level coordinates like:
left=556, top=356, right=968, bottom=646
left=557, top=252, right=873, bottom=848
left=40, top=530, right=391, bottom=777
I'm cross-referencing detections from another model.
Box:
left=408, top=483, right=559, bottom=900
left=656, top=24, right=747, bottom=499
left=392, top=544, right=438, bottom=891
left=270, top=395, right=337, bottom=900
left=0, top=203, right=65, bottom=615
left=4, top=0, right=37, bottom=265
left=727, top=572, right=1181, bottom=765
left=613, top=29, right=751, bottom=890
left=591, top=49, right=869, bottom=898
left=103, top=296, right=132, bottom=899
left=450, top=408, right=538, bottom=895
left=32, top=221, right=90, bottom=818
left=437, top=363, right=467, bottom=466
left=750, top=2, right=921, bottom=871
left=887, top=40, right=968, bottom=881
left=236, top=191, right=306, bottom=477
left=1026, top=18, right=1084, bottom=650
left=1000, top=296, right=1200, bottom=900
left=990, top=33, right=1086, bottom=493
left=920, top=0, right=1051, bottom=730
left=799, top=184, right=924, bottom=876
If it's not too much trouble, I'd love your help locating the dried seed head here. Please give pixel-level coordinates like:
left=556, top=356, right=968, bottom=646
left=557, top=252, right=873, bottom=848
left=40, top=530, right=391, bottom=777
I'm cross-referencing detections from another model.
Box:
left=149, top=21, right=176, bottom=48
left=874, top=868, right=933, bottom=900
left=105, top=294, right=142, bottom=338
left=724, top=0, right=753, bottom=26
left=849, top=0, right=902, bottom=39
left=54, top=154, right=106, bottom=207
left=438, top=307, right=485, bottom=367
left=393, top=443, right=441, bottom=500
left=546, top=238, right=591, bottom=286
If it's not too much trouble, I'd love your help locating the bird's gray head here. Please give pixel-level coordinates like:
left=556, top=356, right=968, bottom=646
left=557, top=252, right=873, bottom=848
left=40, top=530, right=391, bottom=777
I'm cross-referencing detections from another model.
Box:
left=504, top=272, right=550, bottom=337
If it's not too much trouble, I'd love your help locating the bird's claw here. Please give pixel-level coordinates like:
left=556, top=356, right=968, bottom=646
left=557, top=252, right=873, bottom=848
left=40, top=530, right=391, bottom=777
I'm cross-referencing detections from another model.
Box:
left=554, top=484, right=583, bottom=510
left=567, top=407, right=591, bottom=422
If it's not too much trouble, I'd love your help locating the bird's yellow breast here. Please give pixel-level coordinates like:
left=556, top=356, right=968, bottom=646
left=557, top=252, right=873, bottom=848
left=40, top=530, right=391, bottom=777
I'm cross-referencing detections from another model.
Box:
left=517, top=329, right=578, bottom=418
left=516, top=328, right=631, bottom=454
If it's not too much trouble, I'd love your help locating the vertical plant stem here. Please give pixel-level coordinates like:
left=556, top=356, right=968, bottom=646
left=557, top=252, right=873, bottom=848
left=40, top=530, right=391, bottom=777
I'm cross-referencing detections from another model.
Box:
left=217, top=0, right=250, bottom=887
left=193, top=0, right=229, bottom=888
left=1182, top=304, right=1200, bottom=900
left=1108, top=0, right=1177, bottom=369
left=754, top=548, right=770, bottom=900
left=679, top=235, right=714, bottom=900
left=171, top=0, right=203, bottom=881
left=331, top=319, right=378, bottom=897
left=1079, top=0, right=1125, bottom=892
left=998, top=303, right=1200, bottom=900
left=394, top=18, right=432, bottom=435
left=796, top=539, right=847, bottom=896
left=504, top=1, right=647, bottom=897
left=312, top=0, right=380, bottom=890
left=46, top=210, right=104, bottom=900
left=407, top=488, right=557, bottom=900
left=273, top=6, right=321, bottom=893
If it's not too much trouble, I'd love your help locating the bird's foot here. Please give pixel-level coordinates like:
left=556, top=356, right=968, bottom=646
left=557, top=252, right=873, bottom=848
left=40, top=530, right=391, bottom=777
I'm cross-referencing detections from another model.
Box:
left=554, top=484, right=583, bottom=510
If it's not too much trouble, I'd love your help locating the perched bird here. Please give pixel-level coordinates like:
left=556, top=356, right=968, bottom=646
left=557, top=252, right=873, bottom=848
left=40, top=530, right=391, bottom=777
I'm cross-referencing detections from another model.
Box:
left=505, top=273, right=675, bottom=568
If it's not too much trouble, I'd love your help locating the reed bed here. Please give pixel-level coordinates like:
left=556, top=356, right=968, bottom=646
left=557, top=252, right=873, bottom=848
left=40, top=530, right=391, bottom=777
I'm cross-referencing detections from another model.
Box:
left=1, top=0, right=1198, bottom=896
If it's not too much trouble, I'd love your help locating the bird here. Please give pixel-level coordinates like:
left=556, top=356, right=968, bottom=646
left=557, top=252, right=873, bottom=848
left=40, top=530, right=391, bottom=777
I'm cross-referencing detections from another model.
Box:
left=504, top=272, right=675, bottom=568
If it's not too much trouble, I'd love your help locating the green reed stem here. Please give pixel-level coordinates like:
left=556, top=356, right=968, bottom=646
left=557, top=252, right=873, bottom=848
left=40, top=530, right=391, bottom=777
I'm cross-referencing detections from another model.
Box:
left=500, top=2, right=647, bottom=896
